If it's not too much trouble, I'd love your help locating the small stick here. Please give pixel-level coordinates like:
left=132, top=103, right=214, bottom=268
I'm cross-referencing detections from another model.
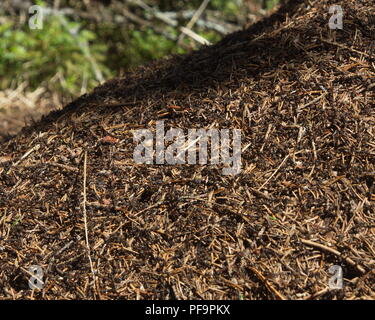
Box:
left=20, top=266, right=45, bottom=287
left=250, top=187, right=273, bottom=200
left=48, top=162, right=79, bottom=172
left=297, top=92, right=327, bottom=111
left=257, top=154, right=290, bottom=191
left=303, top=288, right=330, bottom=300
left=248, top=266, right=287, bottom=300
left=321, top=38, right=371, bottom=58
left=300, top=239, right=366, bottom=274
left=180, top=27, right=211, bottom=45
left=178, top=0, right=211, bottom=45
left=82, top=151, right=99, bottom=298
left=12, top=144, right=40, bottom=167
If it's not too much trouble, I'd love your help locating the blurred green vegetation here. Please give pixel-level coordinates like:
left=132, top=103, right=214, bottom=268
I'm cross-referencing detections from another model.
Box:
left=0, top=0, right=279, bottom=97
left=0, top=16, right=110, bottom=94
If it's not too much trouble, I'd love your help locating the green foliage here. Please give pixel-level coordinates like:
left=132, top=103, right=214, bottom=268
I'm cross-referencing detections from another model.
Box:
left=211, top=0, right=242, bottom=18
left=126, top=28, right=185, bottom=68
left=0, top=0, right=280, bottom=97
left=263, top=0, right=280, bottom=10
left=0, top=11, right=111, bottom=95
left=156, top=0, right=242, bottom=17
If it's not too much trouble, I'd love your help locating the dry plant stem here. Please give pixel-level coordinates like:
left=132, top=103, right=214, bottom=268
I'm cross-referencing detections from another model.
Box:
left=300, top=239, right=367, bottom=275
left=320, top=38, right=371, bottom=58
left=83, top=151, right=99, bottom=298
left=12, top=144, right=40, bottom=167
left=178, top=0, right=211, bottom=45
left=180, top=27, right=211, bottom=45
left=20, top=266, right=44, bottom=287
left=257, top=154, right=290, bottom=191
left=303, top=288, right=330, bottom=300
left=130, top=0, right=211, bottom=45
left=248, top=266, right=287, bottom=300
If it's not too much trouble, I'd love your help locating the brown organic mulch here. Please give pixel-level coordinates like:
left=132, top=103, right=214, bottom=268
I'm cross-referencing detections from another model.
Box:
left=0, top=0, right=374, bottom=299
left=0, top=87, right=62, bottom=140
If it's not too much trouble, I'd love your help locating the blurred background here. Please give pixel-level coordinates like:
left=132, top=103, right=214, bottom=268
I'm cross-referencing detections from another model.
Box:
left=0, top=0, right=280, bottom=139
